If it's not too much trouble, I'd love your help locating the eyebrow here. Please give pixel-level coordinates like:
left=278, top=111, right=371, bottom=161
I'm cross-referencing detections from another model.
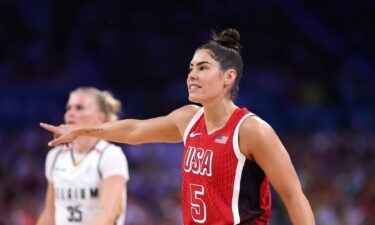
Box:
left=189, top=61, right=211, bottom=67
left=65, top=103, right=83, bottom=109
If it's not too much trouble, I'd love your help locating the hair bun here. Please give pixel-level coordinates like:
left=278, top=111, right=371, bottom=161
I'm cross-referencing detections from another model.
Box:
left=211, top=28, right=241, bottom=52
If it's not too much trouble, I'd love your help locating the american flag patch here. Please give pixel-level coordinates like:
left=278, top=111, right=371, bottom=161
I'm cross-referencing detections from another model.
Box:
left=215, top=135, right=228, bottom=144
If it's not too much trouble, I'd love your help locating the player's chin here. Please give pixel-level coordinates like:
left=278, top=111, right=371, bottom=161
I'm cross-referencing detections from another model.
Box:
left=188, top=95, right=202, bottom=104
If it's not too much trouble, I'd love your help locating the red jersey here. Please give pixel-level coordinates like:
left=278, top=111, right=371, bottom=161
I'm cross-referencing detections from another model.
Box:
left=182, top=107, right=271, bottom=225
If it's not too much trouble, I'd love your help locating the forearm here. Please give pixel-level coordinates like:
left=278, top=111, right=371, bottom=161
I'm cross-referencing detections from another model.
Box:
left=43, top=110, right=184, bottom=146
left=77, top=119, right=138, bottom=144
left=75, top=116, right=182, bottom=144
left=284, top=193, right=315, bottom=225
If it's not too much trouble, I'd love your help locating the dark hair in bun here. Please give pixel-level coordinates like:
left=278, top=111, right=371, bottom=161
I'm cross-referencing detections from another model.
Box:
left=211, top=28, right=241, bottom=52
left=197, top=28, right=243, bottom=99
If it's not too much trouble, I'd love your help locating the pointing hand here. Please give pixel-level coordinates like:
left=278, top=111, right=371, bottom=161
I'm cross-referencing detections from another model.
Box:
left=40, top=123, right=79, bottom=147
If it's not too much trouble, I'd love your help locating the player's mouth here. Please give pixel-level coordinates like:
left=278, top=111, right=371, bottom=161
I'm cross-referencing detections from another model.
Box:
left=188, top=84, right=201, bottom=90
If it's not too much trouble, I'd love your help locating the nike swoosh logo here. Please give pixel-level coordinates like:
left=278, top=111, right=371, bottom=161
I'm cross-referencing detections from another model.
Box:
left=189, top=132, right=201, bottom=137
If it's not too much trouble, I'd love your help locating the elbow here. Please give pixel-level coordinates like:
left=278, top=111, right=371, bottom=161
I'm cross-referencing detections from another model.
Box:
left=125, top=136, right=143, bottom=145
left=279, top=186, right=305, bottom=204
left=120, top=122, right=143, bottom=145
left=124, top=128, right=145, bottom=145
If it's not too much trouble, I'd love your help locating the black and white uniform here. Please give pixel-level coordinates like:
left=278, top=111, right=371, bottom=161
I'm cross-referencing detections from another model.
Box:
left=45, top=140, right=129, bottom=225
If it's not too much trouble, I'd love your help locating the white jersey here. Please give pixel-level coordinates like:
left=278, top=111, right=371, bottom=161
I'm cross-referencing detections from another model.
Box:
left=45, top=140, right=129, bottom=225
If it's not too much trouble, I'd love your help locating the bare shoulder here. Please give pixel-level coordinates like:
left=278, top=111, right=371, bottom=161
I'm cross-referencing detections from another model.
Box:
left=169, top=104, right=200, bottom=121
left=239, top=115, right=279, bottom=159
left=241, top=116, right=275, bottom=137
left=169, top=104, right=201, bottom=132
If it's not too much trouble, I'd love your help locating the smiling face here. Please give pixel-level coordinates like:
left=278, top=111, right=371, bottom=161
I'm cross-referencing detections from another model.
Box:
left=187, top=49, right=234, bottom=104
left=64, top=91, right=105, bottom=125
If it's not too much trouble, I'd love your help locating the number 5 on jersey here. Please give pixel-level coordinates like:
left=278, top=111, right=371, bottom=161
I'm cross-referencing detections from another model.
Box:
left=190, top=184, right=206, bottom=223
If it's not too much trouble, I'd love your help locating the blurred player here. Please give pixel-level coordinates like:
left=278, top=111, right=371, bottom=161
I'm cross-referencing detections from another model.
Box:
left=37, top=87, right=129, bottom=225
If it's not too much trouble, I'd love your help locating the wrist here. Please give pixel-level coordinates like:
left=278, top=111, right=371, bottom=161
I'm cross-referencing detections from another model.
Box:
left=78, top=126, right=103, bottom=138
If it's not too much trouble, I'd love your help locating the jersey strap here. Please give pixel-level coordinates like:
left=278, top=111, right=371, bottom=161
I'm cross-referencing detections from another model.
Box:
left=50, top=145, right=65, bottom=179
left=97, top=141, right=111, bottom=179
left=183, top=107, right=204, bottom=145
left=231, top=112, right=256, bottom=224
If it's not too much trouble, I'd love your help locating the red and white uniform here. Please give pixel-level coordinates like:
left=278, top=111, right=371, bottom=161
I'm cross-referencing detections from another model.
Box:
left=182, top=107, right=271, bottom=225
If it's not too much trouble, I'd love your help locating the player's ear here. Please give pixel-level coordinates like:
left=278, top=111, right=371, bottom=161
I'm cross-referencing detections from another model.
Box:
left=224, top=69, right=237, bottom=87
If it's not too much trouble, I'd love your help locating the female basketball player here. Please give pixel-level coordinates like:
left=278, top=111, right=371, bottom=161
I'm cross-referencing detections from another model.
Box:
left=37, top=87, right=129, bottom=225
left=41, top=29, right=315, bottom=224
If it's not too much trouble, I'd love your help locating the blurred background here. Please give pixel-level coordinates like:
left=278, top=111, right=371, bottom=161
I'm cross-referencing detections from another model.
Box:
left=0, top=0, right=374, bottom=224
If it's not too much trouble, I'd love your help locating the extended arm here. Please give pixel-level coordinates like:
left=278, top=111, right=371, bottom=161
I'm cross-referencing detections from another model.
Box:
left=41, top=105, right=199, bottom=147
left=36, top=182, right=55, bottom=225
left=240, top=117, right=315, bottom=225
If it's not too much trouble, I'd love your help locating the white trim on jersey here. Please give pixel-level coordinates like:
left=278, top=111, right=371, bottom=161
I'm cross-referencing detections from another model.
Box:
left=231, top=112, right=254, bottom=224
left=48, top=145, right=65, bottom=181
left=183, top=107, right=204, bottom=145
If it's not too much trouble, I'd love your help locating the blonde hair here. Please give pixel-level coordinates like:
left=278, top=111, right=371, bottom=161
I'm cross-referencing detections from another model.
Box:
left=71, top=87, right=122, bottom=122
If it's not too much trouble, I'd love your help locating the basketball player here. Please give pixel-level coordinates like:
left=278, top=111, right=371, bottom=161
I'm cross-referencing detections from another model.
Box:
left=37, top=87, right=129, bottom=225
left=41, top=29, right=315, bottom=224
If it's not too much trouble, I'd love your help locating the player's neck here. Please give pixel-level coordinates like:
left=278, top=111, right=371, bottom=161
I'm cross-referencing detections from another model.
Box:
left=203, top=101, right=237, bottom=134
left=73, top=137, right=99, bottom=153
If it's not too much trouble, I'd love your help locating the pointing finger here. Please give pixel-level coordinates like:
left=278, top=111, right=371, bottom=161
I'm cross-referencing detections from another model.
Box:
left=40, top=122, right=57, bottom=133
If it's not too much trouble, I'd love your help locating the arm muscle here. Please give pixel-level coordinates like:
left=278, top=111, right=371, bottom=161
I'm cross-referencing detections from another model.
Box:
left=239, top=117, right=315, bottom=225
